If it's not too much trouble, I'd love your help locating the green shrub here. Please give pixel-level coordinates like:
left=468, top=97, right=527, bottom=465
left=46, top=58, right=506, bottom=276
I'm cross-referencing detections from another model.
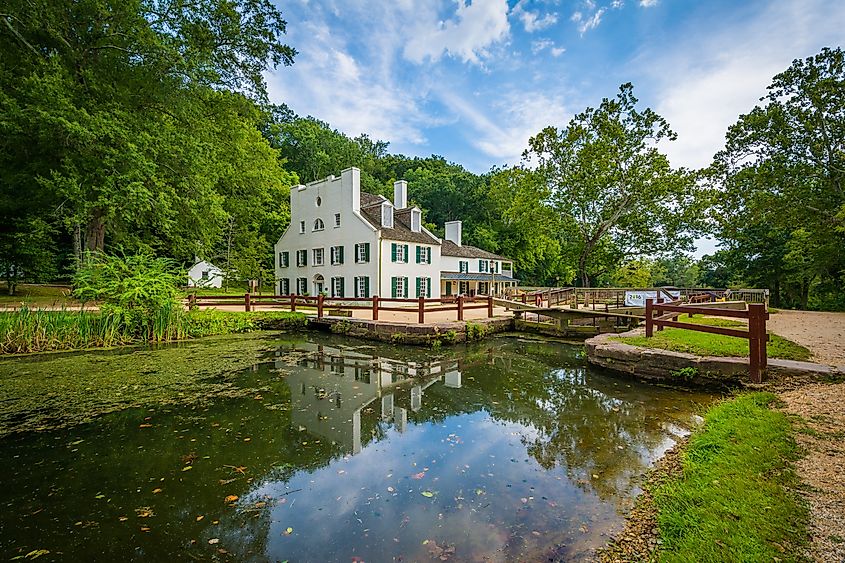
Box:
left=466, top=322, right=488, bottom=341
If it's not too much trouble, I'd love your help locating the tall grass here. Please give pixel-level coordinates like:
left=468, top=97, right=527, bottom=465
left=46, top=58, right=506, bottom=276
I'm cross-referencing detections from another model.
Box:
left=0, top=306, right=307, bottom=354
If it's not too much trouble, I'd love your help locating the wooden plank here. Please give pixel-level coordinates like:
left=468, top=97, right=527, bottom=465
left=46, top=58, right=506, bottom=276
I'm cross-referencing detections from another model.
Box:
left=653, top=303, right=751, bottom=318
left=653, top=319, right=749, bottom=339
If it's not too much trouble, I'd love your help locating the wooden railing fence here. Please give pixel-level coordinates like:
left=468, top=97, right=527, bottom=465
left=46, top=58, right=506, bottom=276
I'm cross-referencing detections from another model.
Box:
left=187, top=293, right=494, bottom=324
left=644, top=298, right=769, bottom=383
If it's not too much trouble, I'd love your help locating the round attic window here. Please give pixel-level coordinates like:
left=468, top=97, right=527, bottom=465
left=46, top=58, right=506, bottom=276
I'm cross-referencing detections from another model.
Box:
left=316, top=196, right=322, bottom=207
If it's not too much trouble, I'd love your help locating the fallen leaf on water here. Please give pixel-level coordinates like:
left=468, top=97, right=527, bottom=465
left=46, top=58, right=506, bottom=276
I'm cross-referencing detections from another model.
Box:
left=283, top=527, right=293, bottom=536
left=19, top=549, right=50, bottom=560
left=411, top=472, right=426, bottom=480
left=181, top=466, right=193, bottom=472
left=243, top=438, right=251, bottom=442
left=152, top=489, right=162, bottom=494
left=208, top=538, right=220, bottom=545
left=196, top=515, right=204, bottom=522
left=140, top=526, right=151, bottom=532
left=224, top=495, right=238, bottom=503
left=118, top=516, right=129, bottom=522
left=139, top=424, right=153, bottom=428
left=387, top=487, right=395, bottom=493
left=421, top=491, right=435, bottom=498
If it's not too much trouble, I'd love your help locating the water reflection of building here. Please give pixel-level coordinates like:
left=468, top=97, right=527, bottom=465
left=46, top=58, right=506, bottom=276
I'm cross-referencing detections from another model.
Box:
left=275, top=343, right=458, bottom=455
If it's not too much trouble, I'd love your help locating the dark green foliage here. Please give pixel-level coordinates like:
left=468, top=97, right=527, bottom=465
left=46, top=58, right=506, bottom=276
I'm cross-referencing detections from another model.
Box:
left=709, top=47, right=845, bottom=309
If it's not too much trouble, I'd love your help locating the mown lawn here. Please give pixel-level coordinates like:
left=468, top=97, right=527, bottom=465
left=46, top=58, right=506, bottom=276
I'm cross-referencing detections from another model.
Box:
left=616, top=314, right=811, bottom=361
left=652, top=393, right=808, bottom=562
left=0, top=284, right=80, bottom=308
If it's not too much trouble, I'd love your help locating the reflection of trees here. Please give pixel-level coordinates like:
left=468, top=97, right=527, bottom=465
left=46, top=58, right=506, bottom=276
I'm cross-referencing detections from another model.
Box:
left=0, top=333, right=707, bottom=560
left=402, top=338, right=707, bottom=500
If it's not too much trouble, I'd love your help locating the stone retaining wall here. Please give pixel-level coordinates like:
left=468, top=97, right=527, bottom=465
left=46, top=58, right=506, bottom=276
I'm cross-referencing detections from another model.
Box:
left=308, top=316, right=515, bottom=345
left=586, top=329, right=844, bottom=388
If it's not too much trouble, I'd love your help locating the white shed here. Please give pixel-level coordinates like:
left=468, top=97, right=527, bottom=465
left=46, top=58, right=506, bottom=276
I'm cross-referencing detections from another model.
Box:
left=187, top=260, right=224, bottom=288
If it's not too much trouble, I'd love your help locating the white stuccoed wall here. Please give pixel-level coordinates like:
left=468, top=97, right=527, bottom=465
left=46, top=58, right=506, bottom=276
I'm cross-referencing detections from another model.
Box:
left=379, top=240, right=442, bottom=298
left=275, top=167, right=379, bottom=296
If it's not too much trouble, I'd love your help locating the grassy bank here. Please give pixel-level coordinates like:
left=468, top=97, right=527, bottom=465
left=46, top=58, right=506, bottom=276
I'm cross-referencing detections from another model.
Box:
left=615, top=314, right=811, bottom=361
left=652, top=393, right=808, bottom=562
left=0, top=307, right=307, bottom=354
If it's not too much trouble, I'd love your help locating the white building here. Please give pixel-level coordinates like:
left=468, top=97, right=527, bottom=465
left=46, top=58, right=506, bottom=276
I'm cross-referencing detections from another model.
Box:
left=273, top=167, right=517, bottom=298
left=187, top=259, right=224, bottom=288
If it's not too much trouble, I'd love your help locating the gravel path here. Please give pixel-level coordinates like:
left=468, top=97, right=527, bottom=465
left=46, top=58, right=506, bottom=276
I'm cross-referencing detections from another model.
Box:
left=767, top=310, right=845, bottom=366
left=779, top=382, right=845, bottom=563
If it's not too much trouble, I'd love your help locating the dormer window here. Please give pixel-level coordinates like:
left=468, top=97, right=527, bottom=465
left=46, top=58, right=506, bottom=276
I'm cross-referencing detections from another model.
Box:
left=381, top=202, right=393, bottom=228
left=313, top=218, right=324, bottom=231
left=411, top=208, right=421, bottom=232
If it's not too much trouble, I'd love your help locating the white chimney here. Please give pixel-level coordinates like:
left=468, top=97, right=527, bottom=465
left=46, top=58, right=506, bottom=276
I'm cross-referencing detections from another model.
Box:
left=342, top=167, right=361, bottom=212
left=445, top=220, right=462, bottom=246
left=393, top=180, right=408, bottom=209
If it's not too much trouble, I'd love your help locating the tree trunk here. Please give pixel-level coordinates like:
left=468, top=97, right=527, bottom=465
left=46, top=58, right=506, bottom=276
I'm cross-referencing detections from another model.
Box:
left=800, top=278, right=810, bottom=310
left=84, top=209, right=106, bottom=254
left=72, top=222, right=83, bottom=269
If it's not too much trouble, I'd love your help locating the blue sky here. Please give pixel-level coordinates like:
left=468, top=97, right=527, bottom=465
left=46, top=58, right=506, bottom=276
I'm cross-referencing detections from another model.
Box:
left=266, top=0, right=845, bottom=254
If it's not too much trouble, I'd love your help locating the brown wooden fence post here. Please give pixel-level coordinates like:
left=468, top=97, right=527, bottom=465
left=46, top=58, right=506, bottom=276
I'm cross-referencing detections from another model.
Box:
left=188, top=293, right=197, bottom=309
left=418, top=296, right=425, bottom=324
left=655, top=297, right=664, bottom=332
left=372, top=295, right=379, bottom=321
left=748, top=303, right=766, bottom=383
left=487, top=295, right=494, bottom=318
left=245, top=292, right=251, bottom=312
left=317, top=294, right=324, bottom=318
left=645, top=298, right=654, bottom=337
left=457, top=295, right=464, bottom=321
left=522, top=293, right=527, bottom=304
left=290, top=294, right=296, bottom=312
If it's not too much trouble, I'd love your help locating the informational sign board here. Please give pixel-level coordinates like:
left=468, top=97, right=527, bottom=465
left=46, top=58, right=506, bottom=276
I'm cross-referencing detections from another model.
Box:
left=624, top=289, right=681, bottom=307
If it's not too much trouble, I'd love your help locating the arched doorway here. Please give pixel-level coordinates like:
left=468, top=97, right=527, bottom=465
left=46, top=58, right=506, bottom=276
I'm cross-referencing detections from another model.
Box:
left=313, top=274, right=325, bottom=296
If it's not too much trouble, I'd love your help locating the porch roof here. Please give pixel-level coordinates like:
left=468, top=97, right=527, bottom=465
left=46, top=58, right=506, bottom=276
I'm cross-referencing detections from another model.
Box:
left=440, top=272, right=519, bottom=282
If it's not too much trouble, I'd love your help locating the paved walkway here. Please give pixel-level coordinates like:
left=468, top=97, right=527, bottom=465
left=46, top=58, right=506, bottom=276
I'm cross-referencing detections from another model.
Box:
left=766, top=310, right=845, bottom=366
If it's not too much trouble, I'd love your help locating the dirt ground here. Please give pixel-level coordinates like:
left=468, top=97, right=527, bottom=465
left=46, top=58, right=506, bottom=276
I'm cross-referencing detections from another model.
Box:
left=767, top=310, right=845, bottom=366
left=779, top=383, right=845, bottom=563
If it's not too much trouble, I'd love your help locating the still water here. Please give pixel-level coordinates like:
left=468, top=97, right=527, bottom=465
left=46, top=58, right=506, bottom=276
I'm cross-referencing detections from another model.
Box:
left=0, top=334, right=711, bottom=562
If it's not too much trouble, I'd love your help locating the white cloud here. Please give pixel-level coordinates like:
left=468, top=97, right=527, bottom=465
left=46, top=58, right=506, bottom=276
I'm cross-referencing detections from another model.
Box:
left=531, top=39, right=566, bottom=57
left=265, top=20, right=432, bottom=147
left=513, top=0, right=558, bottom=32
left=640, top=0, right=845, bottom=170
left=438, top=89, right=571, bottom=164
left=403, top=0, right=511, bottom=64
left=571, top=6, right=606, bottom=33
left=639, top=0, right=658, bottom=7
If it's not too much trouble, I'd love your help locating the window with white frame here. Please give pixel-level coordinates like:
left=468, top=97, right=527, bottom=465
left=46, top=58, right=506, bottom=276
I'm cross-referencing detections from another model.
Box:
left=392, top=276, right=408, bottom=298
left=411, top=208, right=421, bottom=232
left=330, top=245, right=344, bottom=265
left=331, top=276, right=345, bottom=298
left=313, top=218, right=324, bottom=231
left=296, top=249, right=307, bottom=267
left=382, top=203, right=393, bottom=227
left=312, top=248, right=324, bottom=266
left=334, top=213, right=341, bottom=227
left=299, top=220, right=306, bottom=234
left=416, top=277, right=431, bottom=298
left=297, top=277, right=308, bottom=295
left=355, top=276, right=369, bottom=298
left=459, top=261, right=468, bottom=273
left=355, top=242, right=370, bottom=263
left=279, top=251, right=289, bottom=268
left=392, top=242, right=408, bottom=263
left=416, top=246, right=431, bottom=264
left=280, top=278, right=290, bottom=295
left=479, top=260, right=488, bottom=273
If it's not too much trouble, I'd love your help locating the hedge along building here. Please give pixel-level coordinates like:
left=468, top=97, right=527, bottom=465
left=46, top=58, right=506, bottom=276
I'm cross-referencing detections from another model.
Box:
left=274, top=167, right=518, bottom=299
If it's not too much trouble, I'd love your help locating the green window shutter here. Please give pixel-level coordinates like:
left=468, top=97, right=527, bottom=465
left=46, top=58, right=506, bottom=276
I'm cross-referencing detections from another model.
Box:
left=403, top=277, right=409, bottom=297
left=416, top=277, right=421, bottom=297
left=364, top=243, right=370, bottom=262
left=353, top=277, right=359, bottom=298
left=303, top=251, right=307, bottom=266
left=427, top=278, right=432, bottom=298
left=364, top=277, right=369, bottom=298
left=416, top=246, right=421, bottom=263
left=404, top=245, right=409, bottom=263
left=427, top=247, right=431, bottom=263
left=391, top=277, right=397, bottom=298
left=391, top=243, right=397, bottom=262
left=354, top=244, right=360, bottom=263
left=339, top=278, right=345, bottom=298
left=339, top=246, right=344, bottom=264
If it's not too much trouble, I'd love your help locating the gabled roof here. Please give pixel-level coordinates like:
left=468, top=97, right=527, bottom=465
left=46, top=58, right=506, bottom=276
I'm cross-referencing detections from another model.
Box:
left=359, top=192, right=440, bottom=245
left=440, top=240, right=510, bottom=261
left=441, top=272, right=519, bottom=282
